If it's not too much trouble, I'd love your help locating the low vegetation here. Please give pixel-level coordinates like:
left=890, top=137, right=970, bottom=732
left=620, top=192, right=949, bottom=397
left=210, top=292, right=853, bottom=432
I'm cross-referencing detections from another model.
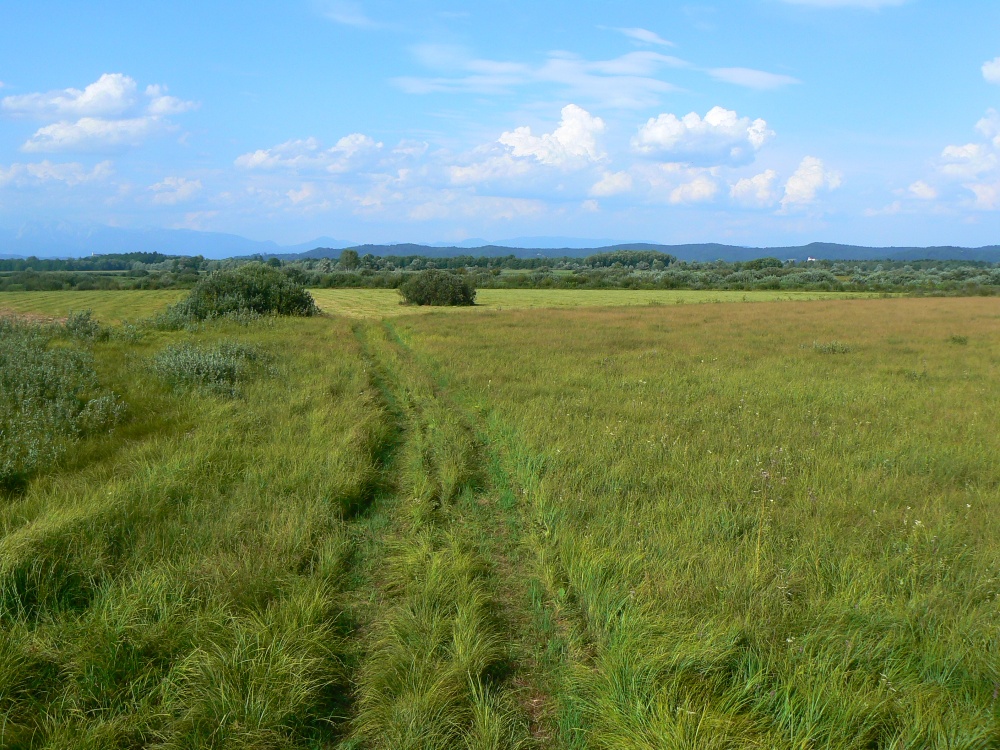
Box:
left=1, top=293, right=997, bottom=747
left=0, top=317, right=123, bottom=492
left=173, top=262, right=319, bottom=319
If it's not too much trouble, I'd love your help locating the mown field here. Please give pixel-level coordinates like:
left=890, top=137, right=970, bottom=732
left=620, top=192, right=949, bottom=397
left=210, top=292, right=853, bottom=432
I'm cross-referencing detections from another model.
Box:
left=1, top=292, right=998, bottom=748
left=0, top=287, right=879, bottom=322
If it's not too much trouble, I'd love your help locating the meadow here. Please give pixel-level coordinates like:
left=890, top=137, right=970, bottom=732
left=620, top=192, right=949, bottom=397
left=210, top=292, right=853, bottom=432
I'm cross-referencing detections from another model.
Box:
left=0, top=288, right=997, bottom=748
left=0, top=287, right=878, bottom=322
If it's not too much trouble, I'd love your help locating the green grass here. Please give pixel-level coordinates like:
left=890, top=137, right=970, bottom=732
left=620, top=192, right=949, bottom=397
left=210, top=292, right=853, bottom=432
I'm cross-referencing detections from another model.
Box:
left=395, top=297, right=1000, bottom=747
left=2, top=294, right=998, bottom=747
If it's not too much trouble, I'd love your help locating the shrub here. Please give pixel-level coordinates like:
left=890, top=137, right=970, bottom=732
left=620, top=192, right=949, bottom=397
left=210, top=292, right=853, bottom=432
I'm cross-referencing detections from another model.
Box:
left=151, top=340, right=268, bottom=396
left=398, top=270, right=476, bottom=306
left=0, top=318, right=124, bottom=489
left=172, top=263, right=318, bottom=320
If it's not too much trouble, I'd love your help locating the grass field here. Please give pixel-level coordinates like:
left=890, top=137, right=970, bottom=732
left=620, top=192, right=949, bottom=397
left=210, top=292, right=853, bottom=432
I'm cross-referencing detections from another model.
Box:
left=0, top=287, right=880, bottom=322
left=0, top=289, right=186, bottom=321
left=2, top=294, right=998, bottom=747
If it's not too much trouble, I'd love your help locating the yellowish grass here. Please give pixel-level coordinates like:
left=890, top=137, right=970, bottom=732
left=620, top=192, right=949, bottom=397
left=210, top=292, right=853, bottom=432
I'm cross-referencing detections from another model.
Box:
left=0, top=290, right=185, bottom=321
left=310, top=287, right=881, bottom=318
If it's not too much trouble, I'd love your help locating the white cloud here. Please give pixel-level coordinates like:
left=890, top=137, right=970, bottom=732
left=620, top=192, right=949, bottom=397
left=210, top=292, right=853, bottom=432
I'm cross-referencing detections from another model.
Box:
left=449, top=154, right=532, bottom=185
left=984, top=58, right=1000, bottom=85
left=149, top=176, right=202, bottom=205
left=779, top=0, right=907, bottom=7
left=908, top=180, right=937, bottom=200
left=2, top=73, right=138, bottom=118
left=498, top=104, right=605, bottom=166
left=0, top=160, right=112, bottom=187
left=975, top=109, right=1000, bottom=147
left=3, top=74, right=196, bottom=153
left=730, top=169, right=779, bottom=206
left=940, top=143, right=997, bottom=179
left=581, top=198, right=600, bottom=212
left=707, top=67, right=800, bottom=90
left=394, top=49, right=687, bottom=108
left=780, top=156, right=841, bottom=210
left=616, top=28, right=674, bottom=47
left=23, top=117, right=163, bottom=152
left=669, top=175, right=718, bottom=204
left=590, top=170, right=633, bottom=196
left=234, top=134, right=383, bottom=172
left=631, top=106, right=773, bottom=166
left=145, top=85, right=199, bottom=116
left=967, top=181, right=1000, bottom=210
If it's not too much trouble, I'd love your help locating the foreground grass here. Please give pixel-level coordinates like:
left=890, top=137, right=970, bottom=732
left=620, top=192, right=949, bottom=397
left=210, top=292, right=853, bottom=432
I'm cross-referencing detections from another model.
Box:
left=396, top=297, right=1000, bottom=747
left=0, top=316, right=390, bottom=747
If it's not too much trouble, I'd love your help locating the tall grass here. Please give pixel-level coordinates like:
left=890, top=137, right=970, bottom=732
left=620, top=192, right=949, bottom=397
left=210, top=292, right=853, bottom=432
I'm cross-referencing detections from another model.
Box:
left=397, top=297, right=1000, bottom=747
left=0, top=316, right=390, bottom=746
left=0, top=317, right=124, bottom=491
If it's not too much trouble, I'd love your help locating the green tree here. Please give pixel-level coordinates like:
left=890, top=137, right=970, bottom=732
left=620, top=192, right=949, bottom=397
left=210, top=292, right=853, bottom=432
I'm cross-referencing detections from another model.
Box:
left=339, top=249, right=360, bottom=270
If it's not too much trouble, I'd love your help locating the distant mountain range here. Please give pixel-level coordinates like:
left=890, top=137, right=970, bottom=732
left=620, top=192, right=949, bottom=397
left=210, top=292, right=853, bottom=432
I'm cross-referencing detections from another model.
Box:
left=1, top=221, right=998, bottom=262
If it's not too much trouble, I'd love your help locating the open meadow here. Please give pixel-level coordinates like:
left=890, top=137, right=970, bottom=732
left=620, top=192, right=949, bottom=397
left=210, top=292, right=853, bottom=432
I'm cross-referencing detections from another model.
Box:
left=1, top=290, right=998, bottom=748
left=0, top=287, right=881, bottom=322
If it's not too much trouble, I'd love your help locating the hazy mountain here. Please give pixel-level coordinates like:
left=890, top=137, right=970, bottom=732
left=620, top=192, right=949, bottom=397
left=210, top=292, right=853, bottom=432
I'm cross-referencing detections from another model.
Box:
left=1, top=221, right=997, bottom=262
left=0, top=221, right=355, bottom=259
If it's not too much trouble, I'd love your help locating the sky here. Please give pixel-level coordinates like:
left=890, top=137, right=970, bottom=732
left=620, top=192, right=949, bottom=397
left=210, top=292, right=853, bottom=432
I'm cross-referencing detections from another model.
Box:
left=1, top=0, right=999, bottom=247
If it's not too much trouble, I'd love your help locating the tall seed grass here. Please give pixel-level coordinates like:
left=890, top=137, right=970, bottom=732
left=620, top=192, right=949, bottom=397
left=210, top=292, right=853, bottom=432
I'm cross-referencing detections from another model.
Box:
left=397, top=297, right=1000, bottom=748
left=0, top=316, right=390, bottom=747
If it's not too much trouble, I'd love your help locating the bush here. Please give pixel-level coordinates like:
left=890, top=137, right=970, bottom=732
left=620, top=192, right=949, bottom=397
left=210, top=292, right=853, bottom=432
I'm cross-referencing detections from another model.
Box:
left=398, top=270, right=476, bottom=306
left=152, top=341, right=268, bottom=396
left=173, top=263, right=318, bottom=320
left=0, top=318, right=124, bottom=489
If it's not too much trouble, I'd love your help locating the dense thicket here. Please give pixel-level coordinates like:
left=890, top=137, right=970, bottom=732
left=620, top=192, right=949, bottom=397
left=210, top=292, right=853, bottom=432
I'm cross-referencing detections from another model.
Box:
left=2, top=249, right=999, bottom=295
left=398, top=269, right=476, bottom=306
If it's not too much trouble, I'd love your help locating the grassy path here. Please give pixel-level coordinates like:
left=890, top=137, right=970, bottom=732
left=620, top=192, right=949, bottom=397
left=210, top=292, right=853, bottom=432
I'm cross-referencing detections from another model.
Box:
left=341, top=320, right=574, bottom=749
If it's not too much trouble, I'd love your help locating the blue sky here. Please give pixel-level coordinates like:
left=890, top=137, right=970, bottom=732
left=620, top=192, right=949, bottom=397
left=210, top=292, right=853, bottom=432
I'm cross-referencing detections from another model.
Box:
left=1, top=0, right=999, bottom=247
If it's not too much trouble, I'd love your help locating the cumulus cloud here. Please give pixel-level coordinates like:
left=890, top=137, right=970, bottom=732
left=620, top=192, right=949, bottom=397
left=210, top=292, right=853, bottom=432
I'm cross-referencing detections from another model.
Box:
left=145, top=84, right=199, bottom=116
left=451, top=104, right=606, bottom=186
left=2, top=73, right=138, bottom=118
left=670, top=175, right=718, bottom=204
left=730, top=169, right=779, bottom=206
left=234, top=134, right=383, bottom=172
left=590, top=170, right=633, bottom=196
left=498, top=104, right=605, bottom=166
left=149, top=176, right=202, bottom=205
left=631, top=106, right=773, bottom=166
left=908, top=180, right=937, bottom=200
left=3, top=74, right=196, bottom=153
left=0, top=160, right=112, bottom=187
left=940, top=143, right=997, bottom=179
left=984, top=58, right=1000, bottom=85
left=707, top=68, right=800, bottom=90
left=967, top=181, right=1000, bottom=210
left=23, top=116, right=163, bottom=152
left=780, top=156, right=841, bottom=210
